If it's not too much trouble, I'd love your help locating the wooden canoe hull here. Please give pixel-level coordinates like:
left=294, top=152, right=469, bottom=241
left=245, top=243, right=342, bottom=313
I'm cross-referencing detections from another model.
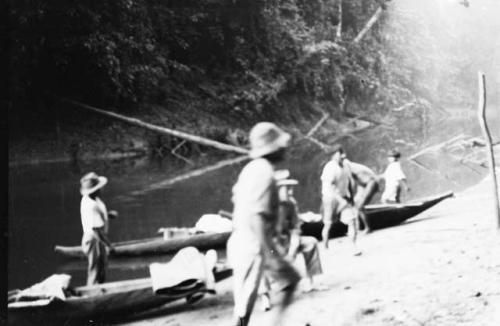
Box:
left=54, top=191, right=453, bottom=259
left=8, top=268, right=232, bottom=325
left=301, top=191, right=454, bottom=240
left=55, top=231, right=231, bottom=259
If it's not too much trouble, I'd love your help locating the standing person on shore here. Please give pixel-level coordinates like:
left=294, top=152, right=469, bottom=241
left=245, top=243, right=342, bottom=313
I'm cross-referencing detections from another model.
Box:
left=381, top=150, right=410, bottom=204
left=344, top=159, right=380, bottom=234
left=227, top=122, right=300, bottom=326
left=320, top=145, right=361, bottom=255
left=80, top=172, right=117, bottom=285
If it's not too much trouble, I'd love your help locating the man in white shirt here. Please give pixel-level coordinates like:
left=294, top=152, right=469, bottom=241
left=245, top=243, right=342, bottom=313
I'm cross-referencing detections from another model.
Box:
left=227, top=122, right=300, bottom=326
left=80, top=172, right=116, bottom=285
left=320, top=145, right=361, bottom=255
left=381, top=150, right=410, bottom=203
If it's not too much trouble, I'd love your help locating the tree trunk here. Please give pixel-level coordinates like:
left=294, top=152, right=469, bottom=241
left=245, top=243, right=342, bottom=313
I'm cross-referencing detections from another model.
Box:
left=477, top=72, right=500, bottom=228
left=336, top=0, right=343, bottom=41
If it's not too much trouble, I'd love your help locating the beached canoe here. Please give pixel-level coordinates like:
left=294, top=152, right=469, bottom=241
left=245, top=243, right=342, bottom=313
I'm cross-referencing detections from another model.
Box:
left=55, top=191, right=453, bottom=259
left=55, top=231, right=231, bottom=259
left=300, top=191, right=454, bottom=240
left=7, top=266, right=232, bottom=325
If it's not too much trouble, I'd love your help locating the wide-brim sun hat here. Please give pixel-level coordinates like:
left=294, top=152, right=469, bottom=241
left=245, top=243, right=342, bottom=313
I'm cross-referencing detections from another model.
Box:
left=248, top=122, right=291, bottom=158
left=80, top=172, right=108, bottom=196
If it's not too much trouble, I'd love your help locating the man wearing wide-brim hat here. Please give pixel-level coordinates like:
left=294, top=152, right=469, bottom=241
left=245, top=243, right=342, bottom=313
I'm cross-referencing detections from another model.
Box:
left=227, top=122, right=300, bottom=326
left=80, top=172, right=116, bottom=285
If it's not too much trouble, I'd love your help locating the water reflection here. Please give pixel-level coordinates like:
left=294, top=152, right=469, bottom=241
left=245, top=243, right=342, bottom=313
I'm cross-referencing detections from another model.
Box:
left=8, top=108, right=499, bottom=289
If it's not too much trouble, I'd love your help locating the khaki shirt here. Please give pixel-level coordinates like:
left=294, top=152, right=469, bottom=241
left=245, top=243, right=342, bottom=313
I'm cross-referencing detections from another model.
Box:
left=231, top=158, right=279, bottom=251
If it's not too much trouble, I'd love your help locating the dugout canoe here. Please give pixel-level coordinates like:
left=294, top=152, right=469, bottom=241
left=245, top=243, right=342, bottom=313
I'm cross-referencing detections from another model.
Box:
left=55, top=231, right=231, bottom=259
left=300, top=191, right=454, bottom=240
left=55, top=191, right=453, bottom=259
left=7, top=266, right=232, bottom=325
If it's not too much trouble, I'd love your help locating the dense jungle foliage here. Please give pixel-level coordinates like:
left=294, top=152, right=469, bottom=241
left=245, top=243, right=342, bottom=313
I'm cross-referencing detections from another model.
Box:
left=9, top=0, right=492, bottom=132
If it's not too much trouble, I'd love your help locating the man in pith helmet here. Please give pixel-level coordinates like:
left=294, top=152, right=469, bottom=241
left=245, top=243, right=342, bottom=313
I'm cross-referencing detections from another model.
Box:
left=227, top=122, right=300, bottom=326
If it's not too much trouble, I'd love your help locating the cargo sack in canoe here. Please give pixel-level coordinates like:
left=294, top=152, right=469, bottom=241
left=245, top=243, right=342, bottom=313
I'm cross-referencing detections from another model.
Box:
left=194, top=213, right=232, bottom=233
left=149, top=247, right=217, bottom=300
left=8, top=274, right=72, bottom=307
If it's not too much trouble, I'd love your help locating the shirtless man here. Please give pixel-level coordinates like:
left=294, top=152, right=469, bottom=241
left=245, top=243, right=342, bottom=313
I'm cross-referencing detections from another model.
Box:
left=320, top=145, right=361, bottom=255
left=344, top=159, right=380, bottom=233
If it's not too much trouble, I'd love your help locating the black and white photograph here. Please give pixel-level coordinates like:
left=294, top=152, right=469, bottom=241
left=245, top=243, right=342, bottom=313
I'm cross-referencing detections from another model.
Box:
left=6, top=0, right=500, bottom=325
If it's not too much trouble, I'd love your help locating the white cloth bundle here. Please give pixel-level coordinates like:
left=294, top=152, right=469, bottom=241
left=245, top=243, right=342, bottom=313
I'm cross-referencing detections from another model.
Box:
left=299, top=211, right=322, bottom=223
left=149, top=247, right=216, bottom=296
left=9, top=274, right=72, bottom=307
left=195, top=214, right=232, bottom=233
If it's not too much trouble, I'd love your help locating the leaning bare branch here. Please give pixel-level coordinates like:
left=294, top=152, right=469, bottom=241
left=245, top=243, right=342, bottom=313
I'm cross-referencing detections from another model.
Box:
left=306, top=111, right=330, bottom=137
left=353, top=6, right=384, bottom=44
left=171, top=140, right=194, bottom=165
left=392, top=102, right=415, bottom=112
left=304, top=135, right=332, bottom=152
left=61, top=98, right=249, bottom=155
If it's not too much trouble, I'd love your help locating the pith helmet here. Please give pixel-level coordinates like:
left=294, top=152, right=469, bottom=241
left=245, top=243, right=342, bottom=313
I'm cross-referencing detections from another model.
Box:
left=248, top=122, right=291, bottom=158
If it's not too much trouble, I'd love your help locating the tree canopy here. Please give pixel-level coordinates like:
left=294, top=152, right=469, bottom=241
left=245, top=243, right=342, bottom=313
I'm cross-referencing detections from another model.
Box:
left=9, top=0, right=496, bottom=123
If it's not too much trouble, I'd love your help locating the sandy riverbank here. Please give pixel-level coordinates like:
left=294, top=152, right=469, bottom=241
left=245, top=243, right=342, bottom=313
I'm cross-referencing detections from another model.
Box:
left=112, top=174, right=500, bottom=326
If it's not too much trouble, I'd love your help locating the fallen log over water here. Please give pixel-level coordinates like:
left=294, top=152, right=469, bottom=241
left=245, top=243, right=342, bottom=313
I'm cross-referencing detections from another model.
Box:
left=61, top=98, right=249, bottom=155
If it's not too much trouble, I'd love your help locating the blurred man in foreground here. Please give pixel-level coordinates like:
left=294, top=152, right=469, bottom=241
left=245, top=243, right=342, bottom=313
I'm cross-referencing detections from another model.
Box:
left=227, top=122, right=300, bottom=326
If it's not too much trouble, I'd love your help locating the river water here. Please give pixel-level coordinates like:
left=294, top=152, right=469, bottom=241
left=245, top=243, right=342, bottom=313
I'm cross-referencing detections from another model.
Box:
left=8, top=107, right=499, bottom=290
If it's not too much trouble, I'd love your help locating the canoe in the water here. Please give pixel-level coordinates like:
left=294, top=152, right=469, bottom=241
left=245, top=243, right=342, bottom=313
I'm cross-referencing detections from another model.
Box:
left=55, top=231, right=231, bottom=259
left=7, top=266, right=232, bottom=325
left=300, top=191, right=454, bottom=240
left=55, top=191, right=453, bottom=259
